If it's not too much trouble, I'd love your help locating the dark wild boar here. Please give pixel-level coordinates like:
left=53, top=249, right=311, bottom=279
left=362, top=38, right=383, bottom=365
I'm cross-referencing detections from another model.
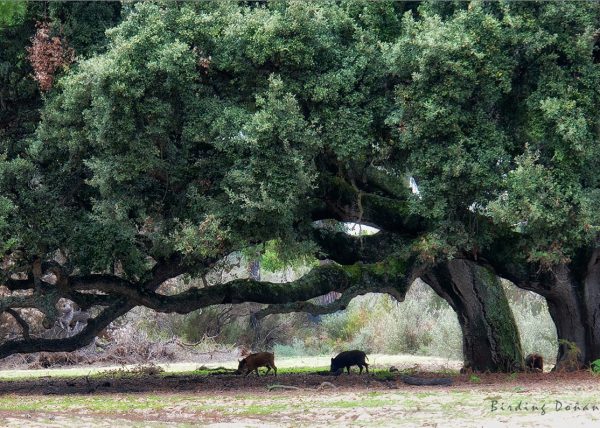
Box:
left=237, top=352, right=277, bottom=376
left=525, top=353, right=544, bottom=372
left=330, top=350, right=369, bottom=374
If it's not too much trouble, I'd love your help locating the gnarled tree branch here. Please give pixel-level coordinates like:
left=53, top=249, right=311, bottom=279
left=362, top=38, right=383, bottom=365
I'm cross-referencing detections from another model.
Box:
left=0, top=299, right=133, bottom=359
left=5, top=308, right=31, bottom=340
left=254, top=282, right=404, bottom=319
left=64, top=257, right=420, bottom=314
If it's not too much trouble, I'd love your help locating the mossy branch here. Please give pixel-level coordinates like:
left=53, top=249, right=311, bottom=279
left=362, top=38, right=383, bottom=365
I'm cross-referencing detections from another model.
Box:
left=0, top=299, right=133, bottom=359
left=255, top=286, right=374, bottom=319
left=69, top=257, right=417, bottom=314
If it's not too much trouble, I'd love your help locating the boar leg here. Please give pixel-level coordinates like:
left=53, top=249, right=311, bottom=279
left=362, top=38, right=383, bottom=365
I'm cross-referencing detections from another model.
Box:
left=265, top=366, right=271, bottom=375
left=364, top=363, right=369, bottom=374
left=359, top=365, right=363, bottom=374
left=346, top=366, right=351, bottom=374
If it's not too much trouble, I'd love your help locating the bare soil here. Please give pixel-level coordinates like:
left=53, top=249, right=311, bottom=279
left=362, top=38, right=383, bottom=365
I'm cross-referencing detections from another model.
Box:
left=0, top=369, right=595, bottom=395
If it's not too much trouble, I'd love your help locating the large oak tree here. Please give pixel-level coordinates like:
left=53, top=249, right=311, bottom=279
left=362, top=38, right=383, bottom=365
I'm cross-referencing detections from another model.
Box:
left=1, top=0, right=598, bottom=372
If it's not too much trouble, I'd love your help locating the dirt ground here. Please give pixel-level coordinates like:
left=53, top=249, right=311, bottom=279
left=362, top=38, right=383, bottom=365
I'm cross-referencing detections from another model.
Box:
left=0, top=370, right=600, bottom=427
left=0, top=370, right=447, bottom=395
left=0, top=369, right=592, bottom=395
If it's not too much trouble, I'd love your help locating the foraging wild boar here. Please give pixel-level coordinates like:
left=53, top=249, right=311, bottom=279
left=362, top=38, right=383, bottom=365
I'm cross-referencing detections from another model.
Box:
left=525, top=353, right=544, bottom=372
left=330, top=350, right=369, bottom=374
left=237, top=352, right=277, bottom=376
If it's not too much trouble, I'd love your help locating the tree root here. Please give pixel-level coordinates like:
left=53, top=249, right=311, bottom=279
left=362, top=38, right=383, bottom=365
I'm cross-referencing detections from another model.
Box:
left=316, top=381, right=337, bottom=390
left=267, top=384, right=302, bottom=391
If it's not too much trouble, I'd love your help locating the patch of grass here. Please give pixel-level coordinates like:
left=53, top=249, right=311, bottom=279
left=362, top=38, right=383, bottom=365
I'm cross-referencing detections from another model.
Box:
left=240, top=403, right=290, bottom=415
left=373, top=371, right=396, bottom=380
left=469, top=374, right=481, bottom=383
left=3, top=383, right=600, bottom=427
left=414, top=392, right=435, bottom=399
left=233, top=393, right=290, bottom=401
left=276, top=366, right=330, bottom=374
left=191, top=368, right=237, bottom=376
left=590, top=359, right=600, bottom=375
left=98, top=364, right=165, bottom=378
left=0, top=394, right=174, bottom=413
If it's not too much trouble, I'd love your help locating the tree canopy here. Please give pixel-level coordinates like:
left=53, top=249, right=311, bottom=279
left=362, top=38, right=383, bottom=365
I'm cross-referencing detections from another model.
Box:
left=1, top=0, right=599, bottom=371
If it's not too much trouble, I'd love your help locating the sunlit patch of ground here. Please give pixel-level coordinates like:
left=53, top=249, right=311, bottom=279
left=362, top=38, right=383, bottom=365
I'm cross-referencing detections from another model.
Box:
left=0, top=354, right=461, bottom=380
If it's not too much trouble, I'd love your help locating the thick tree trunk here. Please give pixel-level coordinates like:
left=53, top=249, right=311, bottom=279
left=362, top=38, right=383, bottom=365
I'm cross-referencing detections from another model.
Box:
left=582, top=249, right=600, bottom=364
left=485, top=240, right=600, bottom=370
left=537, top=264, right=587, bottom=370
left=422, top=259, right=524, bottom=372
left=494, top=251, right=600, bottom=370
left=546, top=250, right=600, bottom=370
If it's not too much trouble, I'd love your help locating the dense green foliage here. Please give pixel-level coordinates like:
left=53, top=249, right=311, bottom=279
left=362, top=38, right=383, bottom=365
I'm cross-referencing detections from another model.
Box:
left=0, top=0, right=599, bottom=369
left=4, top=1, right=402, bottom=277
left=384, top=2, right=600, bottom=265
left=0, top=1, right=27, bottom=28
left=5, top=0, right=597, bottom=274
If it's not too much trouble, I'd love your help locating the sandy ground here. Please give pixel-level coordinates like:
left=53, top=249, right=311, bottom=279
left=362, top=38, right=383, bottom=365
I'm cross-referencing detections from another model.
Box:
left=0, top=356, right=597, bottom=427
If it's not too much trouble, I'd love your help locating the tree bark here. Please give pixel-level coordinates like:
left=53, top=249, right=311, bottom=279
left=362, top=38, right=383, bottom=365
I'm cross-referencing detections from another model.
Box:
left=489, top=249, right=600, bottom=370
left=542, top=251, right=600, bottom=370
left=421, top=259, right=524, bottom=372
left=582, top=249, right=600, bottom=365
left=539, top=265, right=587, bottom=370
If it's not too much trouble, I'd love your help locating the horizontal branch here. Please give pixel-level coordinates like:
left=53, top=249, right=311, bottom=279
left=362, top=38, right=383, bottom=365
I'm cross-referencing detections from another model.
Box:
left=481, top=241, right=553, bottom=296
left=66, top=291, right=119, bottom=310
left=3, top=277, right=35, bottom=291
left=0, top=290, right=61, bottom=325
left=66, top=257, right=419, bottom=314
left=254, top=284, right=397, bottom=319
left=142, top=253, right=188, bottom=290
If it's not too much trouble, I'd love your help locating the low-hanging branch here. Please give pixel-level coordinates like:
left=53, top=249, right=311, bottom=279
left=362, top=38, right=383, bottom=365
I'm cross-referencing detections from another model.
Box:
left=0, top=233, right=419, bottom=360
left=253, top=284, right=392, bottom=319
left=1, top=247, right=418, bottom=317
left=64, top=257, right=418, bottom=314
left=0, top=255, right=419, bottom=359
left=0, top=298, right=133, bottom=359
